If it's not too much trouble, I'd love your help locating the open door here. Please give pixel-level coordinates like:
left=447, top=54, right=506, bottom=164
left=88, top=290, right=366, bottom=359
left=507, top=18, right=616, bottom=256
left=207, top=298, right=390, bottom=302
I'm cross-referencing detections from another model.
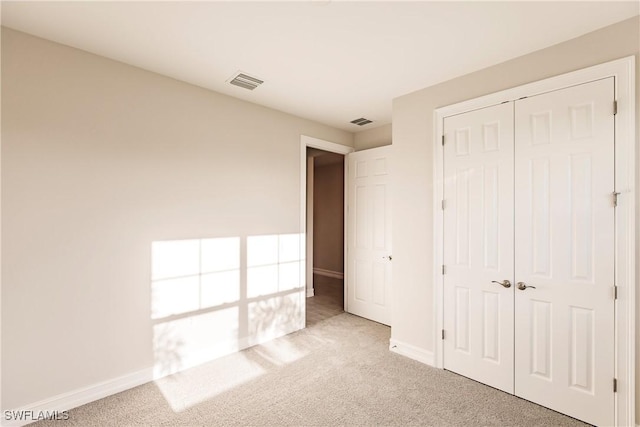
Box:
left=346, top=146, right=392, bottom=325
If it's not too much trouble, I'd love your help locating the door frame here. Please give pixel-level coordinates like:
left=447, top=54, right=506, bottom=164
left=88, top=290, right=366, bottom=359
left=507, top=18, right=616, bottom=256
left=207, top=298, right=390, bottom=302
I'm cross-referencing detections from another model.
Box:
left=433, top=56, right=635, bottom=426
left=300, top=135, right=354, bottom=318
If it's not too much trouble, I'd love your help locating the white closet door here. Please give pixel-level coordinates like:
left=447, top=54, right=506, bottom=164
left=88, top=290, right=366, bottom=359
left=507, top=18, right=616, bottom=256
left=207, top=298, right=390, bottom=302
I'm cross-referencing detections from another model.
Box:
left=346, top=146, right=392, bottom=325
left=514, top=78, right=615, bottom=426
left=443, top=102, right=515, bottom=393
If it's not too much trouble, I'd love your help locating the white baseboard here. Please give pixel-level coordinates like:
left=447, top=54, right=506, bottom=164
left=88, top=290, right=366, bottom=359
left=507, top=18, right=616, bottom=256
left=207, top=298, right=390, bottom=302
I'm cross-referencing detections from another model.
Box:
left=389, top=338, right=435, bottom=367
left=306, top=287, right=315, bottom=297
left=313, top=268, right=344, bottom=280
left=3, top=368, right=153, bottom=426
left=3, top=321, right=307, bottom=427
left=3, top=293, right=309, bottom=426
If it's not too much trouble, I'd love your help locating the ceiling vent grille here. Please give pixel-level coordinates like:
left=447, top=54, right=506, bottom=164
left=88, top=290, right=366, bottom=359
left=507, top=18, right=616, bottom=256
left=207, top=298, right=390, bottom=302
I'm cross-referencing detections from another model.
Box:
left=228, top=72, right=264, bottom=90
left=350, top=118, right=373, bottom=126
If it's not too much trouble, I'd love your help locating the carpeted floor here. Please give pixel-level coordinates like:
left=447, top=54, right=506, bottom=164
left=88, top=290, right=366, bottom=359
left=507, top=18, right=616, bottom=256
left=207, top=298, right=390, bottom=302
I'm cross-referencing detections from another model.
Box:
left=32, top=308, right=588, bottom=427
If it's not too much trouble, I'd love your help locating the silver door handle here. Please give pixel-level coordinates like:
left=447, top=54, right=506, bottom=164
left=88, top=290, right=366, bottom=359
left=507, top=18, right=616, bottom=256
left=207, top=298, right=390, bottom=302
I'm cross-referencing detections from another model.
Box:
left=491, top=280, right=511, bottom=288
left=517, top=282, right=536, bottom=290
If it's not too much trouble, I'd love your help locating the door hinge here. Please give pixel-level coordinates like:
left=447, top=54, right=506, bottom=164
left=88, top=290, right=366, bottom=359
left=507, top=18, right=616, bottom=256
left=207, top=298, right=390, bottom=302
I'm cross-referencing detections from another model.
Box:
left=614, top=100, right=618, bottom=115
left=613, top=378, right=617, bottom=393
left=613, top=191, right=620, bottom=207
left=442, top=134, right=445, bottom=146
left=442, top=265, right=446, bottom=275
left=442, top=329, right=445, bottom=340
left=441, top=199, right=446, bottom=210
left=614, top=285, right=618, bottom=300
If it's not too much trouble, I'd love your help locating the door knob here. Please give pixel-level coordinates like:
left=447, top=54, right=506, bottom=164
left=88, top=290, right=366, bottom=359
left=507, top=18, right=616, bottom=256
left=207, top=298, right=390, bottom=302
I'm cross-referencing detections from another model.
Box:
left=491, top=280, right=511, bottom=288
left=383, top=255, right=392, bottom=261
left=517, top=282, right=536, bottom=290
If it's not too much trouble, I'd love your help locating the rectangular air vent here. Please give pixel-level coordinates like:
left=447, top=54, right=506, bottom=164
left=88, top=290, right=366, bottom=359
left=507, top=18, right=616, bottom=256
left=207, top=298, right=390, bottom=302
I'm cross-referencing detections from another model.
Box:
left=228, top=72, right=264, bottom=90
left=350, top=117, right=373, bottom=126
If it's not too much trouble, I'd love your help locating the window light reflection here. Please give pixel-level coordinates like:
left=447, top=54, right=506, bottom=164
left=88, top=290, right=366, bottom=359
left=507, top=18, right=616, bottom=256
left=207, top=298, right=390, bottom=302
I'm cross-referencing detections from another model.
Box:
left=151, top=237, right=240, bottom=319
left=151, top=233, right=306, bottom=384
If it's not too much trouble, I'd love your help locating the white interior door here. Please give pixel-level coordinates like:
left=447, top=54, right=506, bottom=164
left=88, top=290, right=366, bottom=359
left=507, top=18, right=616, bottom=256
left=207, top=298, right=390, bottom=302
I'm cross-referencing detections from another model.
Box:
left=346, top=146, right=392, bottom=325
left=442, top=102, right=515, bottom=393
left=442, top=78, right=616, bottom=425
left=514, top=78, right=615, bottom=426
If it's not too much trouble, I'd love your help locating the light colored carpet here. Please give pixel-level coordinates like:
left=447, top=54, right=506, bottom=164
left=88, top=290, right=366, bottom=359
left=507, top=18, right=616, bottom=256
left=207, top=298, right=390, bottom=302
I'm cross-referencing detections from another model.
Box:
left=32, top=313, right=588, bottom=426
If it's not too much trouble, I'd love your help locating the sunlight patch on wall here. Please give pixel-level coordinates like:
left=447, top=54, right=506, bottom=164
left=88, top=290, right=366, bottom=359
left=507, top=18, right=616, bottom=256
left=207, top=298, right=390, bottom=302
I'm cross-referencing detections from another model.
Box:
left=249, top=293, right=303, bottom=344
left=153, top=307, right=239, bottom=378
left=247, top=234, right=303, bottom=297
left=151, top=237, right=240, bottom=319
left=151, top=233, right=306, bottom=383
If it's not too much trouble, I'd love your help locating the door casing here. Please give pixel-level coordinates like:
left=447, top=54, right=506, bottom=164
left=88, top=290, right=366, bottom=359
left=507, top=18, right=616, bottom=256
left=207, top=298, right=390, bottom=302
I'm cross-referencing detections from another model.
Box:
left=434, top=56, right=636, bottom=426
left=300, top=135, right=353, bottom=317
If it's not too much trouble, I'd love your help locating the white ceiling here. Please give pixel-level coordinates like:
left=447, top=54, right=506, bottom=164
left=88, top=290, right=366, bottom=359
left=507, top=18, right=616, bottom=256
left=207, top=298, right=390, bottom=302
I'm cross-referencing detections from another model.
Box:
left=2, top=1, right=638, bottom=132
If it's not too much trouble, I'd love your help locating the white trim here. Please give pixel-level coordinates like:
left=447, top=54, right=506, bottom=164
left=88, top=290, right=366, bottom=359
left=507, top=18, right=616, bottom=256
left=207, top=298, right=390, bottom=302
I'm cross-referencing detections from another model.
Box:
left=433, top=109, right=444, bottom=370
left=612, top=55, right=636, bottom=427
left=299, top=135, right=353, bottom=320
left=306, top=156, right=315, bottom=298
left=433, top=56, right=635, bottom=427
left=301, top=135, right=353, bottom=155
left=312, top=268, right=344, bottom=280
left=389, top=339, right=435, bottom=366
left=3, top=368, right=153, bottom=427
left=343, top=156, right=350, bottom=312
left=0, top=18, right=4, bottom=418
left=2, top=308, right=310, bottom=426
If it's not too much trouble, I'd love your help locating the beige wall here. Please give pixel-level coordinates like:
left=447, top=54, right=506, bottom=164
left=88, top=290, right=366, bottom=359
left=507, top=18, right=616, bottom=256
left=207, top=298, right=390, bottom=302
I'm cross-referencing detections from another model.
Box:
left=312, top=161, right=344, bottom=274
left=392, top=15, right=639, bottom=418
left=354, top=123, right=392, bottom=151
left=1, top=28, right=353, bottom=410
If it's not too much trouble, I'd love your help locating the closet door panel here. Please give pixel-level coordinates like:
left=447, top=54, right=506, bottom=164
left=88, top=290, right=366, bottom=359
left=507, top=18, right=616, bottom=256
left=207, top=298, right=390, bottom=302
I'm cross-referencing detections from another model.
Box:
left=514, top=78, right=615, bottom=427
left=443, top=102, right=514, bottom=393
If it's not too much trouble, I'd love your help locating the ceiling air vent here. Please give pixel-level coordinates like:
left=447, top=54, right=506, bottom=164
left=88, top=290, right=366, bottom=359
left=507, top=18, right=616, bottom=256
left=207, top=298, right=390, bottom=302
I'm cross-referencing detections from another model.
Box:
left=350, top=117, right=373, bottom=126
left=228, top=72, right=264, bottom=90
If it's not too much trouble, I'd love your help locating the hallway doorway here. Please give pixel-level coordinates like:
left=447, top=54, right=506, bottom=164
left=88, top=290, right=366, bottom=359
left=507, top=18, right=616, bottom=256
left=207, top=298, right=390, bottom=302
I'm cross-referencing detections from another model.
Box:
left=306, top=148, right=345, bottom=325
